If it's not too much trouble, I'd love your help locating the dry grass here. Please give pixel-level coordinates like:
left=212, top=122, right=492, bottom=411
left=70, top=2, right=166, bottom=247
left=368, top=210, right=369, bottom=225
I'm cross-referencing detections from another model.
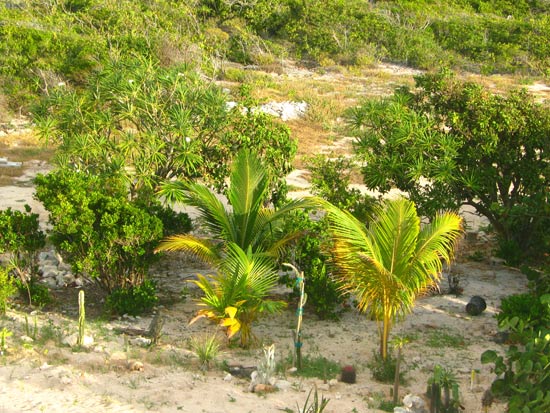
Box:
left=0, top=130, right=55, bottom=185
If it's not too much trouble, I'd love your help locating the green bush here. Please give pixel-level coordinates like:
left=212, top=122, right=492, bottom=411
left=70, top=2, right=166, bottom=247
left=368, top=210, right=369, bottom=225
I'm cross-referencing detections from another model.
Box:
left=0, top=267, right=17, bottom=314
left=34, top=170, right=163, bottom=293
left=282, top=211, right=346, bottom=320
left=15, top=276, right=52, bottom=308
left=482, top=328, right=550, bottom=412
left=0, top=205, right=46, bottom=281
left=106, top=279, right=158, bottom=316
left=368, top=351, right=400, bottom=383
left=293, top=355, right=341, bottom=380
left=497, top=293, right=549, bottom=332
left=349, top=71, right=550, bottom=263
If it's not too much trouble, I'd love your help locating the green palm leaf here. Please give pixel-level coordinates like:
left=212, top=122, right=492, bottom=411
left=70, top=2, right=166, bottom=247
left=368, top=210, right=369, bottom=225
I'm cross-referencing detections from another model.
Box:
left=321, top=197, right=463, bottom=359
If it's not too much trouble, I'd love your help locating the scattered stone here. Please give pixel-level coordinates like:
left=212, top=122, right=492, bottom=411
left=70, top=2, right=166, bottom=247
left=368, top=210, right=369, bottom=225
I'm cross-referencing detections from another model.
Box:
left=228, top=365, right=256, bottom=378
left=62, top=333, right=94, bottom=348
left=223, top=373, right=233, bottom=382
left=400, top=394, right=428, bottom=413
left=253, top=383, right=276, bottom=393
left=129, top=337, right=152, bottom=347
left=490, top=256, right=506, bottom=266
left=128, top=361, right=144, bottom=372
left=39, top=362, right=52, bottom=370
left=274, top=379, right=292, bottom=391
left=60, top=376, right=72, bottom=385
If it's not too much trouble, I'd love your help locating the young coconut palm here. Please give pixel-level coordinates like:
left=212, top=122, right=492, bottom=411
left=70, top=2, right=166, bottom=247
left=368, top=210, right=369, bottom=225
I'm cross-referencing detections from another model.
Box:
left=190, top=243, right=286, bottom=347
left=322, top=197, right=462, bottom=359
left=156, top=149, right=316, bottom=263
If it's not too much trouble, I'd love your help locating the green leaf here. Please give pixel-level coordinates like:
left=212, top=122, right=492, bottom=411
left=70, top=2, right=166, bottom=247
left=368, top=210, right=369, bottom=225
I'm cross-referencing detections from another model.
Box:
left=481, top=350, right=499, bottom=364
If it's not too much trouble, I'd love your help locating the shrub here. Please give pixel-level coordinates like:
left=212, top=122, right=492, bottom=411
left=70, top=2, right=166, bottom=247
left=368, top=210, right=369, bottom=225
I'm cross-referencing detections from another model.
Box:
left=15, top=276, right=52, bottom=308
left=106, top=279, right=158, bottom=316
left=34, top=170, right=163, bottom=293
left=292, top=355, right=341, bottom=380
left=0, top=205, right=46, bottom=278
left=281, top=211, right=346, bottom=320
left=188, top=332, right=222, bottom=370
left=426, top=365, right=461, bottom=413
left=482, top=329, right=550, bottom=413
left=349, top=71, right=550, bottom=263
left=497, top=293, right=549, bottom=332
left=368, top=351, right=399, bottom=383
left=0, top=267, right=16, bottom=314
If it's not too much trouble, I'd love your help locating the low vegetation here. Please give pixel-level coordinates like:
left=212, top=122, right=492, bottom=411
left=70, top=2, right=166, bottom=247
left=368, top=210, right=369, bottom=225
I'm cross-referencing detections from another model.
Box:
left=0, top=1, right=549, bottom=411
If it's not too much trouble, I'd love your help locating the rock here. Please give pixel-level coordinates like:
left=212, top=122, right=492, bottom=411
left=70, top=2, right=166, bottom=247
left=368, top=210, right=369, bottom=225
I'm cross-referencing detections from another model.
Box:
left=274, top=379, right=292, bottom=391
left=403, top=394, right=427, bottom=413
left=62, top=334, right=77, bottom=347
left=42, top=277, right=58, bottom=289
left=253, top=383, right=276, bottom=393
left=60, top=376, right=72, bottom=385
left=287, top=367, right=298, bottom=375
left=129, top=337, right=152, bottom=347
left=394, top=408, right=409, bottom=413
left=20, top=335, right=34, bottom=343
left=328, top=379, right=338, bottom=388
left=62, top=333, right=94, bottom=348
left=490, top=257, right=506, bottom=266
left=39, top=362, right=52, bottom=370
left=128, top=361, right=144, bottom=371
left=223, top=373, right=233, bottom=382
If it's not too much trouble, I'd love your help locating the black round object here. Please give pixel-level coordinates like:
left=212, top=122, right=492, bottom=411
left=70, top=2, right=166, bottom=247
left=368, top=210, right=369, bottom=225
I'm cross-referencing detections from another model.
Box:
left=466, top=295, right=487, bottom=316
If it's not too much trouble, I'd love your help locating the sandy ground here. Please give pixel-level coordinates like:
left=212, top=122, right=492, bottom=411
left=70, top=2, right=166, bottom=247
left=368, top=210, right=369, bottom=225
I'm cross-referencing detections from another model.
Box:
left=0, top=255, right=526, bottom=413
left=0, top=161, right=527, bottom=413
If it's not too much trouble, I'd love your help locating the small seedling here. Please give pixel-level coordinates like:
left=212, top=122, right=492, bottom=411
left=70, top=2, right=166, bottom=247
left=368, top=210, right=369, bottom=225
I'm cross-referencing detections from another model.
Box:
left=189, top=332, right=221, bottom=370
left=0, top=327, right=12, bottom=355
left=297, top=385, right=330, bottom=413
left=427, top=364, right=462, bottom=413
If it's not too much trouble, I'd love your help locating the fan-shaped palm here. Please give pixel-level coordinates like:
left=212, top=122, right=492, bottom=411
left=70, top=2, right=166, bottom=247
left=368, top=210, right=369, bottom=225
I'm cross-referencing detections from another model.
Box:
left=322, top=197, right=463, bottom=359
left=156, top=149, right=316, bottom=263
left=190, top=243, right=286, bottom=347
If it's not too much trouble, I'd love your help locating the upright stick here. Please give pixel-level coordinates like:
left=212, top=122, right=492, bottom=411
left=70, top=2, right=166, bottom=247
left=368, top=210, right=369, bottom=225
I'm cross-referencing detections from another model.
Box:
left=283, top=263, right=306, bottom=370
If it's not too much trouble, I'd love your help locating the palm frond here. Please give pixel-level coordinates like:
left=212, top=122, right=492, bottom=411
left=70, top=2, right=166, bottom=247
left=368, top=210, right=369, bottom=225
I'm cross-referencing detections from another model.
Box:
left=155, top=234, right=221, bottom=265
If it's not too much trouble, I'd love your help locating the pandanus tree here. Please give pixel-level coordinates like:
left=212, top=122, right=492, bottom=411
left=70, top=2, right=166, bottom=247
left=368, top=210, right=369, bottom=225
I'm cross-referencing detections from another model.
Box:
left=321, top=197, right=463, bottom=359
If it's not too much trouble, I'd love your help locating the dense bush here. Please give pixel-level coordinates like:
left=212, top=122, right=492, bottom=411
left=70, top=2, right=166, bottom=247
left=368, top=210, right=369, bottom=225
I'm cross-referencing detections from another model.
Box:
left=0, top=267, right=16, bottom=314
left=15, top=276, right=52, bottom=308
left=497, top=293, right=550, bottom=334
left=0, top=205, right=46, bottom=278
left=2, top=0, right=549, bottom=113
left=348, top=70, right=550, bottom=264
left=306, top=154, right=376, bottom=222
left=482, top=326, right=550, bottom=412
left=34, top=170, right=164, bottom=293
left=106, top=279, right=158, bottom=316
left=282, top=211, right=345, bottom=320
